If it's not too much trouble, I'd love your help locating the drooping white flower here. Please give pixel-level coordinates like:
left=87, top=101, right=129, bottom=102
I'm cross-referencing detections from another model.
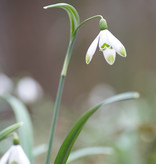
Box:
left=0, top=145, right=30, bottom=164
left=86, top=19, right=127, bottom=65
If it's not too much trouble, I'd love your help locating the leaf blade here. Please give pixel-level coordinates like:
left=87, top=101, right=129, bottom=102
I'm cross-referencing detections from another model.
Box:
left=0, top=122, right=23, bottom=141
left=43, top=3, right=80, bottom=37
left=54, top=92, right=139, bottom=164
left=0, top=95, right=33, bottom=163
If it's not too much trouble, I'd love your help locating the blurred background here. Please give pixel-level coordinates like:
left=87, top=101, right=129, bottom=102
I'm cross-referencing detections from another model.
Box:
left=0, top=0, right=156, bottom=164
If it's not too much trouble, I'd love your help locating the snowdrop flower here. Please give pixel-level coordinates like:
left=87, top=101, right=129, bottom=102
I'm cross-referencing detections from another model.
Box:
left=16, top=76, right=43, bottom=103
left=86, top=18, right=127, bottom=65
left=0, top=145, right=30, bottom=164
left=0, top=73, right=13, bottom=95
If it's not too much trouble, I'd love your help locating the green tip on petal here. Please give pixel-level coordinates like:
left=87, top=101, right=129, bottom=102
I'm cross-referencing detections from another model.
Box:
left=12, top=161, right=18, bottom=164
left=120, top=47, right=127, bottom=57
left=86, top=55, right=91, bottom=64
left=107, top=55, right=115, bottom=65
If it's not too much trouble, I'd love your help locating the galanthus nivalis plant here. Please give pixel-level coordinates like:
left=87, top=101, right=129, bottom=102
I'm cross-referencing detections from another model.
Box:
left=86, top=18, right=127, bottom=65
left=0, top=3, right=139, bottom=164
left=0, top=133, right=30, bottom=164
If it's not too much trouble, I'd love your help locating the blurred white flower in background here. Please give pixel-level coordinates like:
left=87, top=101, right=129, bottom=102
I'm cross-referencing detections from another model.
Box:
left=88, top=83, right=115, bottom=106
left=118, top=102, right=140, bottom=131
left=16, top=77, right=43, bottom=104
left=0, top=73, right=13, bottom=95
left=0, top=145, right=30, bottom=164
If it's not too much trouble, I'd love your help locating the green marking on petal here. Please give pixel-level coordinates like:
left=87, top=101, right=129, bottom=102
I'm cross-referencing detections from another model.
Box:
left=107, top=55, right=115, bottom=65
left=119, top=47, right=127, bottom=57
left=101, top=43, right=110, bottom=49
left=101, top=43, right=111, bottom=51
left=86, top=55, right=91, bottom=64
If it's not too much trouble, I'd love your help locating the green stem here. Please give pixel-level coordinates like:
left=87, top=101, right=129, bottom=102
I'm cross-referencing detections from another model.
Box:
left=45, top=36, right=76, bottom=164
left=45, top=13, right=103, bottom=164
left=74, top=15, right=103, bottom=34
left=45, top=76, right=65, bottom=164
left=61, top=36, right=76, bottom=76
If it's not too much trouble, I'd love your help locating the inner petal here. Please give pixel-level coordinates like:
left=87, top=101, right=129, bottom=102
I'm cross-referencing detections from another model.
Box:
left=103, top=48, right=116, bottom=65
left=107, top=55, right=115, bottom=64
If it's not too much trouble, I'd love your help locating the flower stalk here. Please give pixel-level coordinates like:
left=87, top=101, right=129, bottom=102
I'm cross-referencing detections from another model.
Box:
left=44, top=3, right=123, bottom=164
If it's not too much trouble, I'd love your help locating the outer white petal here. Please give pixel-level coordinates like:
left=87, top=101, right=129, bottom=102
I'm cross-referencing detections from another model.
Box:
left=103, top=48, right=116, bottom=65
left=98, top=30, right=110, bottom=50
left=105, top=30, right=127, bottom=57
left=0, top=146, right=12, bottom=164
left=86, top=33, right=100, bottom=64
left=0, top=145, right=31, bottom=164
left=9, top=145, right=30, bottom=164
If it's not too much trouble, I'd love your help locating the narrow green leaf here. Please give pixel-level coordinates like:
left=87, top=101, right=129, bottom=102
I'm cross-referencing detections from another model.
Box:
left=0, top=95, right=33, bottom=163
left=43, top=3, right=80, bottom=38
left=54, top=92, right=139, bottom=164
left=0, top=122, right=23, bottom=141
left=67, top=146, right=113, bottom=163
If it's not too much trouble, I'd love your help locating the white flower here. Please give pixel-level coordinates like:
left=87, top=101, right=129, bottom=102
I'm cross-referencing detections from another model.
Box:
left=0, top=73, right=13, bottom=95
left=0, top=145, right=30, bottom=164
left=86, top=29, right=127, bottom=65
left=16, top=77, right=43, bottom=104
